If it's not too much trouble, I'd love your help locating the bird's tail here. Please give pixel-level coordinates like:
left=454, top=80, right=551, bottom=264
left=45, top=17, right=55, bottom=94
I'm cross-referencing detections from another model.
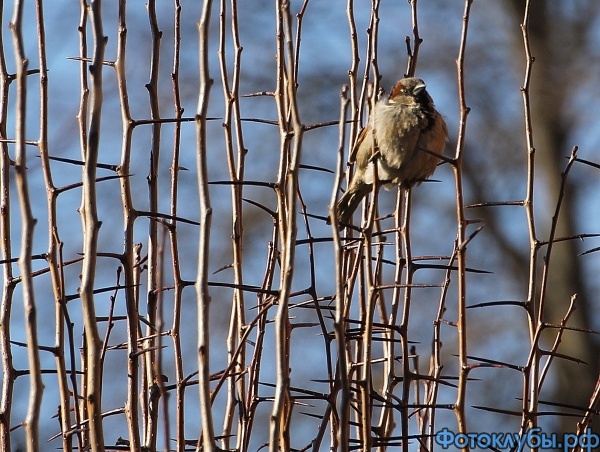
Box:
left=335, top=181, right=371, bottom=226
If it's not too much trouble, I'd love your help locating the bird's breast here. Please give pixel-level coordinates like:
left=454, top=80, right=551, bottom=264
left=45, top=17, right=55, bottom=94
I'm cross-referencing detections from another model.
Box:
left=373, top=103, right=423, bottom=169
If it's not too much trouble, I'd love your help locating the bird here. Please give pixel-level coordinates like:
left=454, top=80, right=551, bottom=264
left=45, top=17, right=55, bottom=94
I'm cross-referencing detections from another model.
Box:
left=335, top=77, right=448, bottom=226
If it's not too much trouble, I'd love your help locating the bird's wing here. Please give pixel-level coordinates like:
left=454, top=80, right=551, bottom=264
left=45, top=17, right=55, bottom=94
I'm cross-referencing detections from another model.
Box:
left=416, top=110, right=448, bottom=156
left=349, top=126, right=368, bottom=164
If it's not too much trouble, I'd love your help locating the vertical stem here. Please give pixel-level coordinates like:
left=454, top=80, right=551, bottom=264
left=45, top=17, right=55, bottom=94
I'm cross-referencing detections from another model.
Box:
left=346, top=0, right=360, bottom=145
left=75, top=0, right=89, bottom=446
left=270, top=1, right=304, bottom=450
left=80, top=0, right=107, bottom=449
left=453, top=0, right=473, bottom=440
left=398, top=189, right=413, bottom=452
left=218, top=0, right=247, bottom=448
left=143, top=1, right=163, bottom=449
left=359, top=236, right=375, bottom=451
left=0, top=1, right=14, bottom=449
left=114, top=1, right=141, bottom=450
left=330, top=86, right=350, bottom=452
left=10, top=1, right=43, bottom=450
left=404, top=0, right=421, bottom=78
left=518, top=0, right=540, bottom=435
left=34, top=0, right=72, bottom=450
left=424, top=251, right=456, bottom=450
left=169, top=1, right=185, bottom=450
left=240, top=229, right=279, bottom=450
left=196, top=1, right=215, bottom=450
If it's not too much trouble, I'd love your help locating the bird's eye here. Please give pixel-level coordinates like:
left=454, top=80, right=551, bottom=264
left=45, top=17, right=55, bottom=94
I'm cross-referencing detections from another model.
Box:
left=403, top=88, right=409, bottom=94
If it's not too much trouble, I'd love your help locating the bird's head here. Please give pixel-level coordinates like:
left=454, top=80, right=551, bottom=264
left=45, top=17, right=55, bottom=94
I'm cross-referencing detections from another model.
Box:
left=388, top=77, right=430, bottom=106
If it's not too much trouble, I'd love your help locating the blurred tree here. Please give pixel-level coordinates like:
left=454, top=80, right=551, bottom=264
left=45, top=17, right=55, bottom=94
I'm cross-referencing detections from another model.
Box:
left=510, top=0, right=599, bottom=426
left=462, top=0, right=600, bottom=430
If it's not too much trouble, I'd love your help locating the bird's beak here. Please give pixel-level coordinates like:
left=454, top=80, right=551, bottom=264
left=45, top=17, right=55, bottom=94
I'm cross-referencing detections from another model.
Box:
left=413, top=83, right=426, bottom=95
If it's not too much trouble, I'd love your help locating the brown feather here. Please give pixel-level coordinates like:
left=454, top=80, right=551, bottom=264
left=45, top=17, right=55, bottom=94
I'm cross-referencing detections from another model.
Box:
left=334, top=77, right=448, bottom=227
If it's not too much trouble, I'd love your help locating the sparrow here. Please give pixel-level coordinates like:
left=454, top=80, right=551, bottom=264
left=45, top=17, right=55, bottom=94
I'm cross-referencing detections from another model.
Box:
left=335, top=77, right=448, bottom=226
